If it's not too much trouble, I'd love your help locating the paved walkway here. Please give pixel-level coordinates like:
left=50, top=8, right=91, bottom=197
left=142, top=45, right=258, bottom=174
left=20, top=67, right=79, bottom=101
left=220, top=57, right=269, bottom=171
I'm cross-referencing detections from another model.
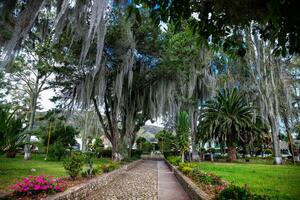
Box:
left=158, top=161, right=190, bottom=200
left=86, top=160, right=189, bottom=200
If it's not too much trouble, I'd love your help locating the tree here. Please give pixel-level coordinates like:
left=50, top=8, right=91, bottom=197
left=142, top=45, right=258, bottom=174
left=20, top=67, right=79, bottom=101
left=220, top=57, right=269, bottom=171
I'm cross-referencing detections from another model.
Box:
left=8, top=44, right=53, bottom=160
left=199, top=89, right=255, bottom=162
left=40, top=119, right=79, bottom=148
left=133, top=0, right=300, bottom=57
left=155, top=130, right=176, bottom=154
left=176, top=111, right=190, bottom=162
left=159, top=23, right=213, bottom=160
left=136, top=137, right=146, bottom=151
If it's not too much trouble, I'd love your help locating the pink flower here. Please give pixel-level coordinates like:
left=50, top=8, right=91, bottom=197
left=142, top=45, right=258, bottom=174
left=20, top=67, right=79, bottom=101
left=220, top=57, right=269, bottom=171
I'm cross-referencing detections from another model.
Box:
left=54, top=186, right=61, bottom=191
left=41, top=185, right=48, bottom=190
left=34, top=185, right=40, bottom=190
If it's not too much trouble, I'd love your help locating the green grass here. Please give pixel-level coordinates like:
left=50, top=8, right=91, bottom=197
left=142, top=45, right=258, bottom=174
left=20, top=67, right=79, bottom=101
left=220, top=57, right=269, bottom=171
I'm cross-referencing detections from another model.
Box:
left=0, top=154, right=110, bottom=191
left=191, top=161, right=300, bottom=200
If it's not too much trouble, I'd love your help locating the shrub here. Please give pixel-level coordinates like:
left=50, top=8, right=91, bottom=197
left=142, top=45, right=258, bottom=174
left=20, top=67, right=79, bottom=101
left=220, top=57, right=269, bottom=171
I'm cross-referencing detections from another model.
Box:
left=131, top=149, right=143, bottom=158
left=181, top=166, right=193, bottom=176
left=10, top=175, right=65, bottom=196
left=101, top=162, right=119, bottom=173
left=81, top=166, right=100, bottom=178
left=163, top=151, right=178, bottom=158
left=192, top=169, right=213, bottom=184
left=167, top=156, right=181, bottom=166
left=98, top=148, right=112, bottom=158
left=263, top=149, right=273, bottom=155
left=48, top=142, right=65, bottom=161
left=218, top=185, right=269, bottom=200
left=63, top=152, right=85, bottom=179
left=207, top=147, right=216, bottom=154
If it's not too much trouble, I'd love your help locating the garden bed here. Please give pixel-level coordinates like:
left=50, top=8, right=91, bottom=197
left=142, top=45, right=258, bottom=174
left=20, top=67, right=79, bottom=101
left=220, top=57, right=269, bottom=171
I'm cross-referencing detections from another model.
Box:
left=165, top=156, right=278, bottom=200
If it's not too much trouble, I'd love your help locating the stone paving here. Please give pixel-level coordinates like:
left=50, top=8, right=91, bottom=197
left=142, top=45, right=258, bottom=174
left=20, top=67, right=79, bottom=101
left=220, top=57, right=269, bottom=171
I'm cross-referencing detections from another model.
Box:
left=86, top=160, right=158, bottom=200
left=86, top=160, right=190, bottom=200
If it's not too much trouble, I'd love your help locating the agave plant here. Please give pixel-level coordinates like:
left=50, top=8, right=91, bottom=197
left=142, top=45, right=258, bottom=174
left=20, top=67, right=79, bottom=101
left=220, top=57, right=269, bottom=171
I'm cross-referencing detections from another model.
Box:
left=198, top=88, right=258, bottom=162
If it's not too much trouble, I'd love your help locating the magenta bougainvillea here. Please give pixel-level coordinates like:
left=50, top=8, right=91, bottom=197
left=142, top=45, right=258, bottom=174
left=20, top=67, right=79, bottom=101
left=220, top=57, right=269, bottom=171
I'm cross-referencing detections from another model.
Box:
left=10, top=175, right=65, bottom=196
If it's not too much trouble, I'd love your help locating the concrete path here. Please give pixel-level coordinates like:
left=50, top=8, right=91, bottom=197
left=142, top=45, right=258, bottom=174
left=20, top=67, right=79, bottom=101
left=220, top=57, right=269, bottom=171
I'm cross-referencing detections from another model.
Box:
left=87, top=160, right=189, bottom=200
left=158, top=161, right=190, bottom=200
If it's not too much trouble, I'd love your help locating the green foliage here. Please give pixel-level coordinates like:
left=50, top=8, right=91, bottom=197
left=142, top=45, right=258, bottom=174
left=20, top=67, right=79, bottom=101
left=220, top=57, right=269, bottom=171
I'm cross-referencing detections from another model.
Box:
left=135, top=0, right=300, bottom=57
left=100, top=162, right=119, bottom=173
left=81, top=152, right=98, bottom=178
left=131, top=149, right=143, bottom=158
left=178, top=163, right=193, bottom=176
left=48, top=142, right=65, bottom=161
left=207, top=147, right=216, bottom=154
left=176, top=111, right=190, bottom=161
left=218, top=185, right=269, bottom=200
left=155, top=130, right=176, bottom=153
left=263, top=149, right=273, bottom=155
left=198, top=89, right=267, bottom=161
left=0, top=105, right=24, bottom=155
left=0, top=30, right=12, bottom=41
left=98, top=148, right=112, bottom=158
left=142, top=141, right=153, bottom=153
left=136, top=137, right=146, bottom=151
left=167, top=156, right=181, bottom=166
left=63, top=152, right=85, bottom=179
left=41, top=120, right=79, bottom=148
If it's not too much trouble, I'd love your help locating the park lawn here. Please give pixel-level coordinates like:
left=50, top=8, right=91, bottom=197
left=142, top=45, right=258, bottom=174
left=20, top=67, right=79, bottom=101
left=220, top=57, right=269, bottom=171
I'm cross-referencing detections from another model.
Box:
left=0, top=154, right=110, bottom=191
left=192, top=162, right=300, bottom=200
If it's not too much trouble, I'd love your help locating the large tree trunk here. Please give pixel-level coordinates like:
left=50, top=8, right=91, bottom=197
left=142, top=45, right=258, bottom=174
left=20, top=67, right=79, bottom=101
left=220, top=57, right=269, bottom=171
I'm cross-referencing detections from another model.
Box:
left=227, top=135, right=237, bottom=162
left=81, top=110, right=88, bottom=152
left=244, top=144, right=250, bottom=162
left=190, top=109, right=199, bottom=161
left=269, top=115, right=282, bottom=164
left=181, top=151, right=185, bottom=163
left=24, top=91, right=38, bottom=160
left=283, top=116, right=296, bottom=164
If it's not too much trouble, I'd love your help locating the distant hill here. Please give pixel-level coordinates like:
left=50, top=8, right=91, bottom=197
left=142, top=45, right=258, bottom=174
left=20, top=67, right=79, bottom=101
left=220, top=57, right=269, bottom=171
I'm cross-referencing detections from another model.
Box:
left=137, top=125, right=163, bottom=143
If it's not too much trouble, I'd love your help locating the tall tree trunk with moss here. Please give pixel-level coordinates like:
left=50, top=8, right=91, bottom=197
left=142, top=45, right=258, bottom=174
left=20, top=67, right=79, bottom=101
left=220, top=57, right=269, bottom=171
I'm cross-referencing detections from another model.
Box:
left=24, top=76, right=39, bottom=160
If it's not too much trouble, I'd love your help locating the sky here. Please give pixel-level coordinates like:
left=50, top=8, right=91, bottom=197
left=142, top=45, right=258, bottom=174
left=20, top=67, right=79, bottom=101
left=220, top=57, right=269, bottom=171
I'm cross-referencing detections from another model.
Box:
left=40, top=89, right=55, bottom=111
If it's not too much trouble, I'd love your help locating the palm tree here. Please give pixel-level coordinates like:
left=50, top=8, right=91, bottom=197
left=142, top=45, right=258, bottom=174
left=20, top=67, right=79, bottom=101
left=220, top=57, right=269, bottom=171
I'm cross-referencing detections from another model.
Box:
left=198, top=88, right=255, bottom=162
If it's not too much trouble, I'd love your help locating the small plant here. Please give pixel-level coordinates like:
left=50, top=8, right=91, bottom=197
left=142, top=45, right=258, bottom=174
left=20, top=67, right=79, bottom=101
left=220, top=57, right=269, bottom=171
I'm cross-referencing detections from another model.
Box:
left=10, top=175, right=65, bottom=196
left=63, top=152, right=85, bottom=179
left=82, top=152, right=98, bottom=178
left=207, top=147, right=216, bottom=154
left=167, top=156, right=181, bottom=166
left=218, top=185, right=269, bottom=200
left=101, top=162, right=119, bottom=173
left=48, top=141, right=65, bottom=161
left=181, top=166, right=193, bottom=176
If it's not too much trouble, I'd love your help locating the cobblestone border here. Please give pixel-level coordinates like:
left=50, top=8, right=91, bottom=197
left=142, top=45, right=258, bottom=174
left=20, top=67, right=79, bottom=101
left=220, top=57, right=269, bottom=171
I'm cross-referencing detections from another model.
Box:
left=44, top=159, right=143, bottom=200
left=164, top=159, right=212, bottom=200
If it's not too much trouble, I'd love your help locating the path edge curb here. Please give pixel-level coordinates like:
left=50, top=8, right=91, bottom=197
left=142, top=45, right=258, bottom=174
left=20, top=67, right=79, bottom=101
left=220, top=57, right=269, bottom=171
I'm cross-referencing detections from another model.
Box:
left=43, top=159, right=143, bottom=200
left=164, top=159, right=212, bottom=200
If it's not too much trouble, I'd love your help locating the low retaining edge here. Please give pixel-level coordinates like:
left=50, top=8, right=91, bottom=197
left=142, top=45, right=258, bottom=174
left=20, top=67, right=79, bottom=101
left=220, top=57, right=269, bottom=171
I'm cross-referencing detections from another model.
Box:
left=45, top=159, right=143, bottom=200
left=164, top=159, right=212, bottom=200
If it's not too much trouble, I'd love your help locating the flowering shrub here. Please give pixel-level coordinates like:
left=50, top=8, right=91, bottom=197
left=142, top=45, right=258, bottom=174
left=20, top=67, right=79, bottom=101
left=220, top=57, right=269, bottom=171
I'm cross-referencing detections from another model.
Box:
left=10, top=175, right=65, bottom=196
